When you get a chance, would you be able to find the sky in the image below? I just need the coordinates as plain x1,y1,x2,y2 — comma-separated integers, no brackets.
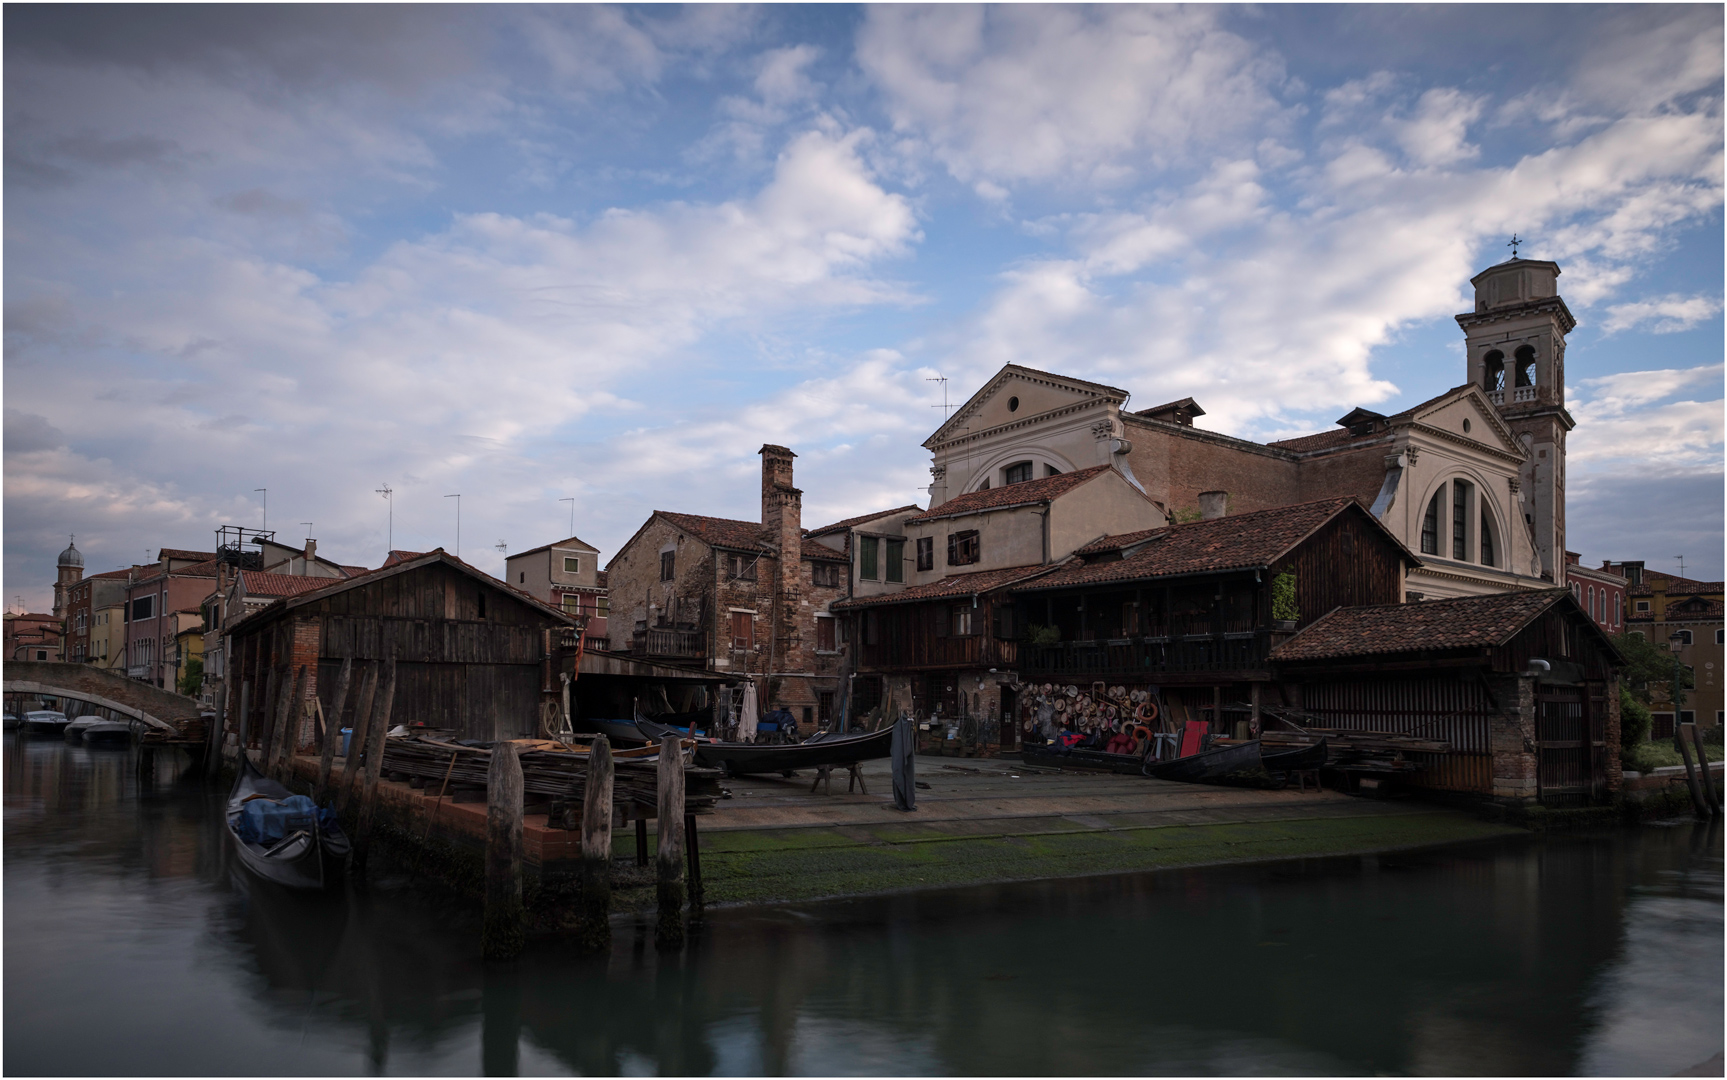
5,3,1723,611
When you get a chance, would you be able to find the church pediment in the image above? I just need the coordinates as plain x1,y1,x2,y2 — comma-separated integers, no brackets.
924,364,1128,449
1405,385,1524,458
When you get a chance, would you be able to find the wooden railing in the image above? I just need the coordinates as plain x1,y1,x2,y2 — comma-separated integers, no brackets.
1018,632,1271,677
631,627,706,660
856,635,1018,672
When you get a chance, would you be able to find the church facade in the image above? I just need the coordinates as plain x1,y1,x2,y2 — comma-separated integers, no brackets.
923,257,1574,600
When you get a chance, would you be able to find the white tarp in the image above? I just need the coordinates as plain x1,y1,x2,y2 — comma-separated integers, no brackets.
737,681,760,742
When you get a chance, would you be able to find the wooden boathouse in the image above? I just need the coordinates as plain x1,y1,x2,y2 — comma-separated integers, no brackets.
223,550,580,750
1269,588,1622,804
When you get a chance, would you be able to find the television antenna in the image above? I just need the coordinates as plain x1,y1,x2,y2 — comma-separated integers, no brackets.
495,540,508,557
254,488,267,532
445,494,461,557
559,497,576,537
301,523,314,544
376,484,393,551
1676,555,1686,578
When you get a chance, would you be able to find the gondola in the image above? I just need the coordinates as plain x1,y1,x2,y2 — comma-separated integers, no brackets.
226,754,349,890
682,725,896,776
1144,739,1263,782
571,717,650,746
634,707,711,738
1260,738,1328,772
1017,743,1151,775
81,721,134,747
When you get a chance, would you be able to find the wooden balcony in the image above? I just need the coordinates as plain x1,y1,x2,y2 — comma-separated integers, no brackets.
855,634,1018,673
631,627,706,660
1018,631,1273,677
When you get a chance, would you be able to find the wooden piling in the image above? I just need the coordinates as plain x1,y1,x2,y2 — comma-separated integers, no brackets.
483,740,526,961
1684,723,1720,815
338,663,380,812
317,657,353,803
256,665,280,757
1674,726,1708,820
352,658,397,878
236,682,252,762
684,812,704,925
636,817,648,867
654,734,686,951
576,736,614,953
269,666,307,781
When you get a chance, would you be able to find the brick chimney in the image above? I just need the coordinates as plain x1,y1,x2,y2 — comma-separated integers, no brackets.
303,538,317,573
759,444,803,692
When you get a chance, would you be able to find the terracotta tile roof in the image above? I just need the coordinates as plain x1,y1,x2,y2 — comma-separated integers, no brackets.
905,465,1115,524
1654,596,1725,617
657,511,775,553
509,534,601,560
595,570,608,589
1266,385,1475,454
340,565,371,577
801,538,850,562
380,550,426,568
160,548,217,562
174,558,222,577
1021,498,1405,591
238,570,344,599
832,564,1060,610
1628,571,1722,597
86,568,135,580
806,505,922,538
1270,589,1570,662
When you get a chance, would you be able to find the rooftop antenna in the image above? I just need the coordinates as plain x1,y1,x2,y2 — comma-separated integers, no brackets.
254,488,267,532
559,497,576,537
1676,555,1686,578
445,494,461,558
927,375,955,421
1507,233,1521,259
376,483,393,551
496,539,508,556
301,523,314,545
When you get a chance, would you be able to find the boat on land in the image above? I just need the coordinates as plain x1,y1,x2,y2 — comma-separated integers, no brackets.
24,710,70,735
226,754,349,890
660,723,895,777
572,717,649,745
82,721,135,747
1144,739,1264,782
1260,738,1328,772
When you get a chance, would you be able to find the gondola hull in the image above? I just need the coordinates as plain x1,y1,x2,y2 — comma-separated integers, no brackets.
571,717,649,746
691,726,895,775
1261,738,1328,772
226,755,349,890
1145,739,1263,782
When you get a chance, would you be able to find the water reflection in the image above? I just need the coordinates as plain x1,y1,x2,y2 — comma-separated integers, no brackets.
5,734,1721,1076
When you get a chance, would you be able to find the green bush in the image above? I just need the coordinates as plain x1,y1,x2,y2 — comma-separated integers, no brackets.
1026,624,1061,646
1271,572,1299,622
1619,685,1650,752
177,656,204,697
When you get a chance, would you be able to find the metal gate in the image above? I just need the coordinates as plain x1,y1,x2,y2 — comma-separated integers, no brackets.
1535,685,1606,802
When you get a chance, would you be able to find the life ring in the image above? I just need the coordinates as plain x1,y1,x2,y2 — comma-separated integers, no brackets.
1135,700,1159,724
1130,723,1154,744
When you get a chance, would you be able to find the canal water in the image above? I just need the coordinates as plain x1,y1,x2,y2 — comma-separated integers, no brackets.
6,735,1721,1076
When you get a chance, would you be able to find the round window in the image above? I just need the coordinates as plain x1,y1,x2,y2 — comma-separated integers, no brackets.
1462,418,1472,433
1008,396,1019,412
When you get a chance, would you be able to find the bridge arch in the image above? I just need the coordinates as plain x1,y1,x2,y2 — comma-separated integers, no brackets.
3,661,199,732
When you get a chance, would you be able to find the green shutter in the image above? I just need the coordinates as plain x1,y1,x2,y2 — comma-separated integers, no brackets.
859,536,879,580
885,539,904,583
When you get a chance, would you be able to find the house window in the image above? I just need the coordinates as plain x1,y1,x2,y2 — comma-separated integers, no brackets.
815,616,836,652
818,691,835,723
1421,490,1441,555
916,537,934,572
520,572,526,583
729,611,754,650
660,550,676,581
597,596,609,617
951,606,974,636
564,556,580,573
812,562,841,588
885,539,905,584
1615,596,1622,626
859,536,879,580
1004,461,1033,485
1045,465,1062,477
562,595,581,613
727,553,758,581
1587,586,1595,618
1480,516,1495,567
948,530,980,566
1676,630,1693,646
1636,601,1650,612
131,595,155,621
1451,480,1472,561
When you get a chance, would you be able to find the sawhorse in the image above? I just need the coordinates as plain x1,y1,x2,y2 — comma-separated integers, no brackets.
810,762,868,795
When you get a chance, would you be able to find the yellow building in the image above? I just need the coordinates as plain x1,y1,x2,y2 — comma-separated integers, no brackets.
1612,562,1724,733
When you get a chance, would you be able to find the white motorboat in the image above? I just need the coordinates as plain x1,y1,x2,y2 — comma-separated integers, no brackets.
82,721,134,747
64,716,104,742
24,710,70,735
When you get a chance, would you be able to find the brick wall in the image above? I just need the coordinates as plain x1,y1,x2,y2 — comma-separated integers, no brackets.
1486,673,1537,801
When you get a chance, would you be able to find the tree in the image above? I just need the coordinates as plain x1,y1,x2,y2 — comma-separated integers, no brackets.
1619,686,1651,752
1612,631,1694,703
178,655,203,697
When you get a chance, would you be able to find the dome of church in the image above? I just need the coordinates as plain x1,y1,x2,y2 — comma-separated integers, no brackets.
57,537,83,569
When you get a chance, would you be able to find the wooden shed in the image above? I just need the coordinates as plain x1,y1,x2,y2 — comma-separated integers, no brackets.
1270,588,1622,804
224,550,578,747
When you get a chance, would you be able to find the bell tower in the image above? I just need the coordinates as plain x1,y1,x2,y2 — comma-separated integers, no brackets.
1456,256,1575,584
53,535,83,620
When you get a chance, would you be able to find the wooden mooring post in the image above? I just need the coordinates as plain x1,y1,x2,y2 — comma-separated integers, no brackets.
576,736,614,953
352,658,397,879
1674,725,1708,820
1683,723,1720,816
483,740,526,961
316,657,353,803
684,812,705,925
338,663,380,812
654,734,686,951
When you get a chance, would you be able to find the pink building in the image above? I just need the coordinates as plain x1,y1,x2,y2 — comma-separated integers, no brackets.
1564,552,1628,635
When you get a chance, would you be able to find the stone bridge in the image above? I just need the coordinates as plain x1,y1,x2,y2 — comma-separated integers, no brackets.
3,661,201,732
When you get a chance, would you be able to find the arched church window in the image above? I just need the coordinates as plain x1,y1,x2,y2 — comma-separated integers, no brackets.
1003,461,1033,485
1452,480,1472,561
1483,350,1506,391
1421,490,1442,555
1481,514,1496,567
1514,345,1536,388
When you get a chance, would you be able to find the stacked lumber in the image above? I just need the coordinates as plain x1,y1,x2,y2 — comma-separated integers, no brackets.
1261,729,1450,755
382,736,721,813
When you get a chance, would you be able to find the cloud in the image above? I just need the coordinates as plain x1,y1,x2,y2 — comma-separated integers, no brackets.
857,5,1286,187
1600,295,1724,335
1568,364,1724,469
3,409,68,454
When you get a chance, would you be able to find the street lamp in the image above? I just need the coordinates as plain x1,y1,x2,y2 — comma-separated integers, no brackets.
1668,629,1689,732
